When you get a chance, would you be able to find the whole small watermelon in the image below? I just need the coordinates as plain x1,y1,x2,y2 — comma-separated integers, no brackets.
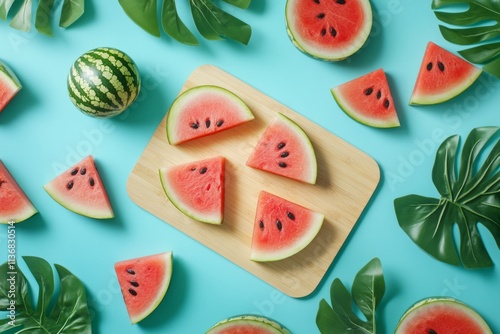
68,47,141,118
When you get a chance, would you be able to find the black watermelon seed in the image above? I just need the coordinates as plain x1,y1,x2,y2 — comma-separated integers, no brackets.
130,280,139,287
287,211,295,220
278,162,287,168
216,119,224,127
376,90,382,99
336,0,346,4
190,167,196,171
190,122,199,129
438,61,445,72
365,87,373,95
67,181,74,190
0,180,5,188
280,151,290,158
70,168,79,176
128,288,137,296
427,330,437,334
277,142,286,150
276,220,283,231
330,27,337,37
317,13,325,19
314,0,320,3
126,269,135,275
383,99,390,109
80,167,86,175
321,28,326,36
259,221,264,230
205,119,211,128
200,167,208,174
426,62,433,71
89,178,95,187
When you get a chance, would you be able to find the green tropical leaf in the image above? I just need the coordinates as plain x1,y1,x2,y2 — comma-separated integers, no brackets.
162,0,199,45
0,256,92,333
9,0,32,32
222,0,251,9
0,0,17,21
118,0,161,37
35,0,55,36
60,0,85,28
316,258,385,334
394,127,500,268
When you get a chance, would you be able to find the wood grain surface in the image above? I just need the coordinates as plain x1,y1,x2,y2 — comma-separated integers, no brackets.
126,65,380,297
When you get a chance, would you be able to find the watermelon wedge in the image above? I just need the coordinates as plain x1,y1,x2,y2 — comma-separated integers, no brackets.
285,0,373,61
246,113,317,184
206,315,291,334
166,85,254,145
43,155,114,219
395,297,492,334
159,156,225,224
251,191,324,262
410,42,482,105
0,161,37,224
114,252,173,324
0,60,22,112
331,68,400,128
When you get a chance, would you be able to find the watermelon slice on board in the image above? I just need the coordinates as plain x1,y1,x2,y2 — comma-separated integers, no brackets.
410,42,482,105
250,191,324,262
331,68,400,128
159,156,225,224
166,85,254,145
114,252,173,324
285,0,373,61
0,160,37,224
246,113,318,184
395,297,492,334
0,60,22,112
43,155,114,219
206,315,291,334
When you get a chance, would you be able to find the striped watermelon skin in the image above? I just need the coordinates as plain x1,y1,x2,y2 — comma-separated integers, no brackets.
68,47,141,118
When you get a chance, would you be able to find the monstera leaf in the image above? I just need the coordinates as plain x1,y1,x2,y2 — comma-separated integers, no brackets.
118,0,252,45
316,258,385,334
432,0,500,78
395,127,500,269
0,256,91,333
0,0,84,35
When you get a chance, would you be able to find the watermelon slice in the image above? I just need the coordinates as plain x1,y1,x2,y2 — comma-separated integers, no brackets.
250,191,324,262
285,0,373,61
206,315,291,334
114,251,173,324
0,60,22,112
166,85,254,145
159,156,225,224
331,68,400,128
0,161,37,224
410,42,482,105
246,113,317,184
43,155,114,219
395,297,492,334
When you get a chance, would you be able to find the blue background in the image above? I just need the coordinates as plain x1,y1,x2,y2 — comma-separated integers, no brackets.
1,0,499,333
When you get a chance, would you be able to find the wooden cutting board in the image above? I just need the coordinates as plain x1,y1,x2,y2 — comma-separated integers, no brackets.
127,65,380,298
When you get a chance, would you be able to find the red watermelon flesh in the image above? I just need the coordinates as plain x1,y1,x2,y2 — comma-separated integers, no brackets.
43,155,114,219
410,42,482,105
206,315,291,334
114,252,173,324
251,191,324,262
159,156,225,224
331,68,400,128
285,0,373,61
246,113,317,184
395,297,492,334
166,85,254,145
0,160,37,224
0,61,22,112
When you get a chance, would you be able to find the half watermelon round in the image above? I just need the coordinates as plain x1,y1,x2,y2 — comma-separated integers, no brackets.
206,315,291,334
0,60,22,112
286,0,373,61
395,297,492,334
166,85,254,145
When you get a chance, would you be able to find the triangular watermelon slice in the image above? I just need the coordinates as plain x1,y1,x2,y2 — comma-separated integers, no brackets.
410,42,482,105
43,155,114,219
166,85,254,145
251,191,324,262
0,160,37,224
206,315,291,334
246,113,318,184
331,68,400,128
159,156,225,224
114,251,173,324
0,61,22,112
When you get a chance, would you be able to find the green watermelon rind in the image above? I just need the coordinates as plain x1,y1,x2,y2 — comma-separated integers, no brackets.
205,314,291,334
0,60,22,111
285,0,373,62
395,297,492,334
166,85,254,145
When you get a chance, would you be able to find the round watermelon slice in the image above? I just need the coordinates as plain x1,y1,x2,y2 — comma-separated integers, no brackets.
246,113,317,184
0,160,37,224
285,0,373,61
410,42,482,105
331,68,400,128
159,156,225,224
251,191,324,262
0,60,22,112
43,155,114,219
395,297,492,334
166,85,254,145
206,315,291,334
114,251,173,324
